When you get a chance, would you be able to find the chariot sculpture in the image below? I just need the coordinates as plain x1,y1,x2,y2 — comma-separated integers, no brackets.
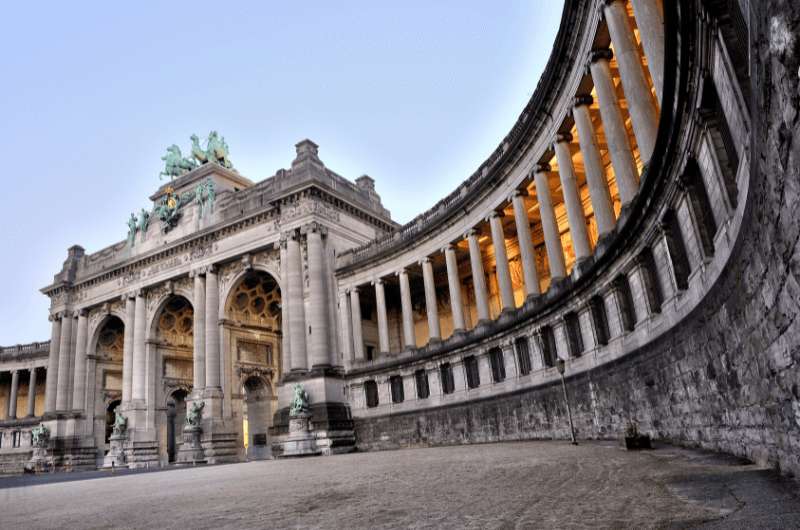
159,132,234,181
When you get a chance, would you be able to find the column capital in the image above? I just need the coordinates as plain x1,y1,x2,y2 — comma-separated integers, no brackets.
419,256,432,266
533,162,552,174
574,94,594,107
509,188,529,202
485,209,505,222
77,308,88,318
48,313,58,323
589,48,613,64
350,285,360,294
59,309,73,319
203,264,218,275
396,267,409,277
240,253,254,271
301,221,327,236
371,277,384,286
442,242,457,254
188,268,205,279
555,132,573,144
464,228,480,239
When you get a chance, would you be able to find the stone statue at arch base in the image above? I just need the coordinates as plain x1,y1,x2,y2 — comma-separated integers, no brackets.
176,401,207,466
25,424,53,473
102,412,128,469
278,384,322,458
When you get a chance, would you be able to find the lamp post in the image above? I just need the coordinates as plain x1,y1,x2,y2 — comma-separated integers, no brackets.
556,358,578,445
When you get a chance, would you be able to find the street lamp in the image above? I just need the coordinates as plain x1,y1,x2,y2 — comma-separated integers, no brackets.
556,358,578,445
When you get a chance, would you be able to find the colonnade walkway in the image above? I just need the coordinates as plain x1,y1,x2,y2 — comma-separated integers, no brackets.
2,442,799,528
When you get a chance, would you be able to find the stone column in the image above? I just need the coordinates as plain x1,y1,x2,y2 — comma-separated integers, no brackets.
7,370,19,419
26,368,37,417
306,224,330,368
373,278,390,354
510,190,540,298
55,310,73,411
122,294,135,404
192,271,206,393
338,290,353,362
604,0,659,161
132,291,147,402
205,267,221,389
71,310,89,411
287,232,308,371
533,164,567,280
421,257,441,341
350,288,365,360
554,134,592,262
443,244,466,331
279,238,291,374
466,229,491,323
397,269,416,349
589,49,640,205
487,211,515,311
573,96,617,237
44,315,61,413
631,0,664,103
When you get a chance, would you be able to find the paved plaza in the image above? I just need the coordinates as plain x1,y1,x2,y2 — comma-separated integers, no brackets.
1,441,799,529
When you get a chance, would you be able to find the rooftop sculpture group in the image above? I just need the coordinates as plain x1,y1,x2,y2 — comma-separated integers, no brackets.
160,131,234,180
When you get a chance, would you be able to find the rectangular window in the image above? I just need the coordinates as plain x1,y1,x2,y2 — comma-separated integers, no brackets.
564,312,584,358
589,296,610,346
464,355,480,389
12,431,21,448
538,326,557,368
489,348,506,383
662,209,692,291
440,363,455,395
614,275,638,333
366,345,375,362
639,248,663,313
364,380,379,408
515,337,532,376
682,158,718,258
390,375,404,404
415,369,430,399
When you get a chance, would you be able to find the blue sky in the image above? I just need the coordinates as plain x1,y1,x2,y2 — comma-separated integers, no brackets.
0,1,563,344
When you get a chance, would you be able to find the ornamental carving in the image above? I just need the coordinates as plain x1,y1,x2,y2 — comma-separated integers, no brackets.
281,199,340,223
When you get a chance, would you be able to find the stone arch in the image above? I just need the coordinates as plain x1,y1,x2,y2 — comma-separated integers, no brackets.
242,374,274,460
218,263,283,317
146,288,194,341
87,308,127,356
147,294,194,345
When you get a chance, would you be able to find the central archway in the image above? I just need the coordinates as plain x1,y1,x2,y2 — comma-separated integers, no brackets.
222,269,282,459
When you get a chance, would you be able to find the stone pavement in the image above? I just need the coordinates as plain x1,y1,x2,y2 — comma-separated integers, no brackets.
1,441,799,529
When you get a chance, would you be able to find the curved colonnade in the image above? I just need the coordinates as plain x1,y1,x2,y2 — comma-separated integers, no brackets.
334,0,765,465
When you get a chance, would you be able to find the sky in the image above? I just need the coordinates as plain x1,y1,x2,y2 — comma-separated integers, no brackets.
0,1,564,345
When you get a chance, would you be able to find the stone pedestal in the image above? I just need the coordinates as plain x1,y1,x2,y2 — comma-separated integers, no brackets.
176,425,206,465
26,446,53,473
102,433,128,469
279,413,321,457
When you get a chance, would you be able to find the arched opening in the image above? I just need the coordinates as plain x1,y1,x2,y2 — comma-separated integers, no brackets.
242,376,273,460
166,388,188,463
92,315,124,452
223,269,282,460
151,295,194,463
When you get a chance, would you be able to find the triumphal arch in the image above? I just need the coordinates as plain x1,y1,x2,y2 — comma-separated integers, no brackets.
27,134,395,467
1,0,798,480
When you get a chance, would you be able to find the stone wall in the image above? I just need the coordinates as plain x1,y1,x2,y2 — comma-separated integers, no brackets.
354,1,800,477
